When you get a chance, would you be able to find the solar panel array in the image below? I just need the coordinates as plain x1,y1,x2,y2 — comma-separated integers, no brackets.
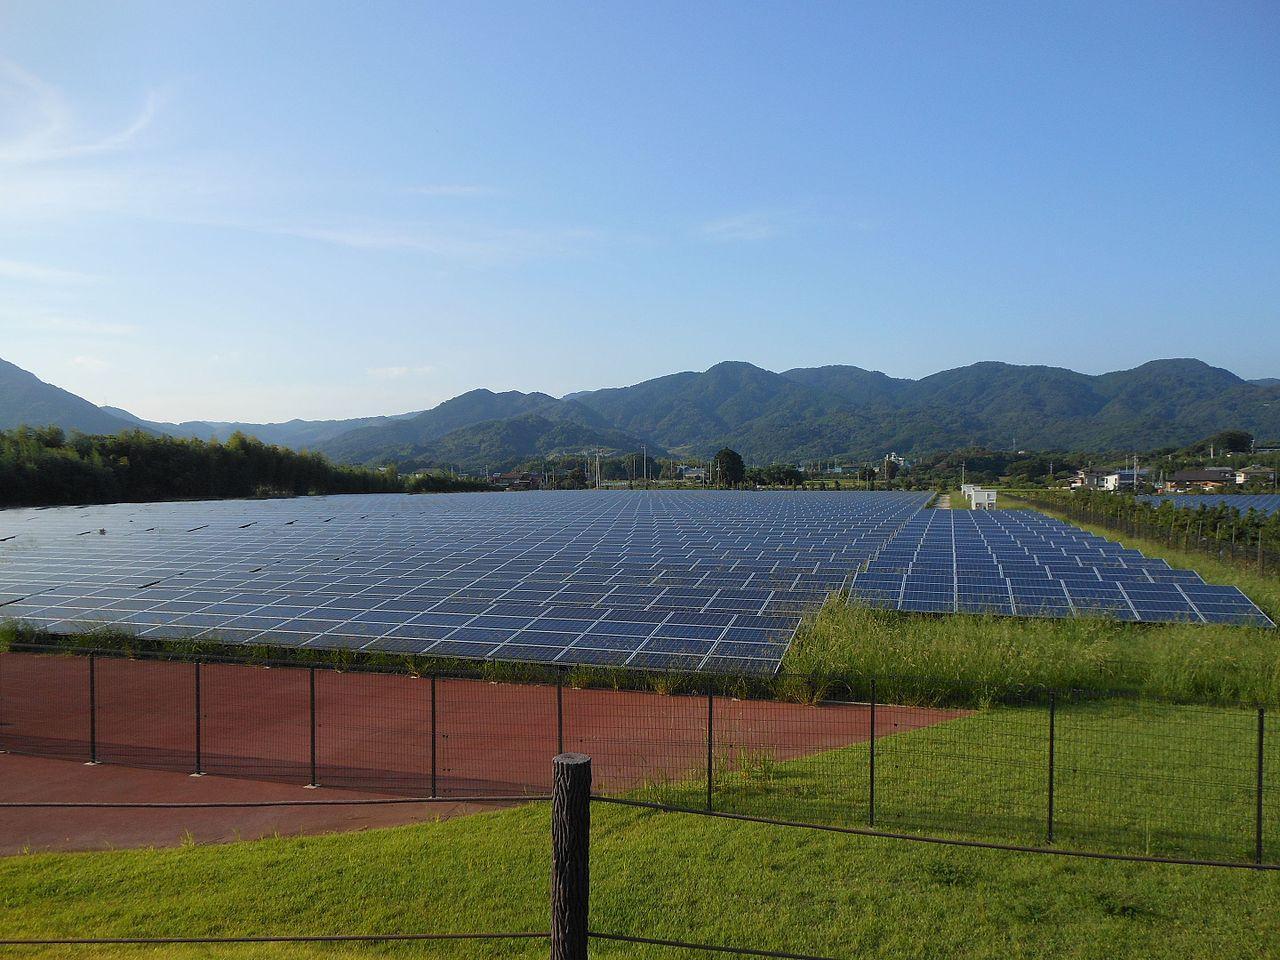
0,492,1271,676
1138,494,1280,517
0,492,930,675
848,509,1272,626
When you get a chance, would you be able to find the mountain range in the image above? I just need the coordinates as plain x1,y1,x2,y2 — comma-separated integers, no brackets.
3,355,1279,472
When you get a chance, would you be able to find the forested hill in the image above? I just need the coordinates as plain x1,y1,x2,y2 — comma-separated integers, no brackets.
316,358,1280,469
0,358,139,436
3,355,1279,471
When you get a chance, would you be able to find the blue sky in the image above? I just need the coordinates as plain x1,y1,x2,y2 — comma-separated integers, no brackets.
1,1,1277,422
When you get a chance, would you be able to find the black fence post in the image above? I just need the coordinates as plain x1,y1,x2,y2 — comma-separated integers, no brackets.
193,661,203,776
1258,707,1266,865
557,667,565,755
307,666,317,788
550,753,591,960
865,675,875,829
706,690,714,812
430,674,438,798
86,653,98,765
1047,692,1056,844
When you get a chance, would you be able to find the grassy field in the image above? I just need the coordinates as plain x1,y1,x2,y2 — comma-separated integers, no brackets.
1,700,1278,959
786,601,1280,706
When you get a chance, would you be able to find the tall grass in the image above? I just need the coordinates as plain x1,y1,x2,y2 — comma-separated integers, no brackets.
785,600,1280,706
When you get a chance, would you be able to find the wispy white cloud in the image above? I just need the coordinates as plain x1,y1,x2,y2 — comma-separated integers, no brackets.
408,184,494,197
33,315,139,337
0,59,163,165
0,308,139,337
0,60,186,228
0,258,99,284
367,364,436,380
699,213,778,242
264,222,597,262
0,61,591,272
70,354,108,370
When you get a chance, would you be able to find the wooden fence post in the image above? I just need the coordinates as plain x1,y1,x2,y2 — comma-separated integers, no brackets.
551,753,591,960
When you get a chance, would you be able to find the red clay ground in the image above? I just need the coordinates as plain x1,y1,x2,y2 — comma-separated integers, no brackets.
0,753,506,854
0,652,964,852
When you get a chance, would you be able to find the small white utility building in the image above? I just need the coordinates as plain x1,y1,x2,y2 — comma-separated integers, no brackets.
966,487,997,510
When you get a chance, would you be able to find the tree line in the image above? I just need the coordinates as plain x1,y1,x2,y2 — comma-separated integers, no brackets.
0,427,489,508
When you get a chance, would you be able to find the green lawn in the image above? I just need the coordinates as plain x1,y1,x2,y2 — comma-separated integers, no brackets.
652,699,1279,864
2,700,1279,959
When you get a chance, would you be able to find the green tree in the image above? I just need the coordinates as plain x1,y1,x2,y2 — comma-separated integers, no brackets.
1191,430,1253,455
712,448,746,487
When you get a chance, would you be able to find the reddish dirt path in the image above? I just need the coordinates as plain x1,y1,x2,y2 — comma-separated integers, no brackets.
0,652,965,852
0,753,508,855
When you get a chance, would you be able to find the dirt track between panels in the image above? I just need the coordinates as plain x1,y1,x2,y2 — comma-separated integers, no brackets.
0,651,966,852
0,753,509,854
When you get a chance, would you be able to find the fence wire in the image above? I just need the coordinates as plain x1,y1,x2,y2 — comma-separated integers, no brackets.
0,648,1274,865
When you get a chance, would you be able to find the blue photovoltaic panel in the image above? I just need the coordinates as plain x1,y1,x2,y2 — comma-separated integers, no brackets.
845,508,1272,627
0,490,931,675
1,493,1271,675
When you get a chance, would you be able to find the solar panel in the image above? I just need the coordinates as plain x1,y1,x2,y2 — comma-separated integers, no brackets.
2,492,1272,675
0,490,932,675
874,508,1273,627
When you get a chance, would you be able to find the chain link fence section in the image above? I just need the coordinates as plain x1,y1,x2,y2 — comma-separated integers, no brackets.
0,648,1274,864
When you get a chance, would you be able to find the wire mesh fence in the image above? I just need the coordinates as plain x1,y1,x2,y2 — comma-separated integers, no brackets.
0,646,1273,865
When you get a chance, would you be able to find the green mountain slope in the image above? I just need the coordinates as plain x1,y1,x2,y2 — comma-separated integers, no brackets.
567,360,850,451
317,389,565,463
568,358,1280,462
0,359,139,435
100,406,412,448
379,413,667,473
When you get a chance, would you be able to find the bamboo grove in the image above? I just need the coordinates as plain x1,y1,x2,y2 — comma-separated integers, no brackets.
0,427,488,508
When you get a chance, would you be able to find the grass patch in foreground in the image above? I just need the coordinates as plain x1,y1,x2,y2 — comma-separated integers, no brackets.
1,700,1279,959
646,699,1280,865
